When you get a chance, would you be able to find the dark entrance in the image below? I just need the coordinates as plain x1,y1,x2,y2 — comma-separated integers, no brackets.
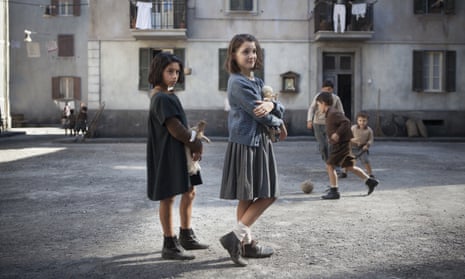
323,53,354,120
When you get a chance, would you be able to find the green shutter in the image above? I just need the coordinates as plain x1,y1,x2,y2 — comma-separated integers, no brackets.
412,51,424,92
444,0,455,14
73,77,81,100
173,48,185,90
254,49,265,82
219,49,228,91
139,48,150,90
413,0,426,14
445,51,456,92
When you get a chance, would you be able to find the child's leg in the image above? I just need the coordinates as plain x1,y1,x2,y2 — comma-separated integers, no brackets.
178,187,208,250
322,163,340,199
346,165,369,180
160,195,196,260
364,163,372,176
160,196,175,236
179,187,195,229
326,163,338,187
346,165,379,195
237,198,276,228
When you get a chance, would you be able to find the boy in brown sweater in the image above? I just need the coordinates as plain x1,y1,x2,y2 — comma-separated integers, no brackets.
316,92,379,199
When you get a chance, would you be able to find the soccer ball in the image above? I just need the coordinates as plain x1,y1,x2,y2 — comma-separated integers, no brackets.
300,179,314,194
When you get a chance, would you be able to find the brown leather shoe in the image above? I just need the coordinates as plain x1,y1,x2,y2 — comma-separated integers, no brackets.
242,240,274,258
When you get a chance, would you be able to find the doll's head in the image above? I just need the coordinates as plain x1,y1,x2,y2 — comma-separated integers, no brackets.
262,85,277,101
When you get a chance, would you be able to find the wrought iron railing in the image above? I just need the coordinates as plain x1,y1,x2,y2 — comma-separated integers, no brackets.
314,0,374,32
130,0,187,30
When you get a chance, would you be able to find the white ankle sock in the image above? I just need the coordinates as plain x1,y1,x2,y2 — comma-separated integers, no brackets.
233,222,251,244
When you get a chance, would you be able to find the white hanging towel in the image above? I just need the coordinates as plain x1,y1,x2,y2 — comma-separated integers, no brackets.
136,2,153,29
352,3,367,20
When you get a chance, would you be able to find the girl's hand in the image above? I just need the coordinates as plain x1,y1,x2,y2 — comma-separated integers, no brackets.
253,100,273,117
192,152,202,161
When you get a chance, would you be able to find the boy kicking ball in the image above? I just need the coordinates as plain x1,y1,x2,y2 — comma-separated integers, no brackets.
316,92,379,199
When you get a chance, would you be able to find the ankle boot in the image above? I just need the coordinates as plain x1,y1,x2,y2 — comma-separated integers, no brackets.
321,187,340,200
242,240,274,258
179,228,209,250
219,231,248,266
162,236,195,260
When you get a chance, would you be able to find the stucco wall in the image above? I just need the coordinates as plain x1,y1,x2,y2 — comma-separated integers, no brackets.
9,1,89,124
8,0,465,137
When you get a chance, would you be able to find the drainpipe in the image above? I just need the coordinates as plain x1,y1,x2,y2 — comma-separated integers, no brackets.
2,1,11,130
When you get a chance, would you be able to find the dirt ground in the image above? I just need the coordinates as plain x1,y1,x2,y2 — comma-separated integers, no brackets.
1,130,465,278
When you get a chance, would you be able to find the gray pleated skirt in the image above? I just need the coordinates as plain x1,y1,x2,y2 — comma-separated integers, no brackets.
220,131,280,200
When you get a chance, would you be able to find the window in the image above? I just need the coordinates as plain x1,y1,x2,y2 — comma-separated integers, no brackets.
58,34,74,57
218,48,264,91
412,50,456,92
224,0,258,14
51,0,81,16
139,48,185,91
52,77,81,100
414,0,455,14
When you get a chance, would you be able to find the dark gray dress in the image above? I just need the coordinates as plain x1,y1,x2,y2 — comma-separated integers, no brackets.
146,91,201,201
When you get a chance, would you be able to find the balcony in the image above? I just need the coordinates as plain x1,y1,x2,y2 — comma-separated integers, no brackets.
129,0,187,40
313,0,375,41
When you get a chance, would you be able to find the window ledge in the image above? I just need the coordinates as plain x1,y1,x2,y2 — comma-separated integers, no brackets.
314,31,374,41
130,29,187,40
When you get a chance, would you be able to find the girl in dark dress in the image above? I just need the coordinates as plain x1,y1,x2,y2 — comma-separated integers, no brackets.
147,52,208,260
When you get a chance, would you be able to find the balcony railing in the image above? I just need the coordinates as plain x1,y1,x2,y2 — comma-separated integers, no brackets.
130,0,187,40
313,0,374,41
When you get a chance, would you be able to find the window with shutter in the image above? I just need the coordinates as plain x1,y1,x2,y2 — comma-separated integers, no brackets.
218,48,264,91
51,76,81,100
58,34,74,57
139,48,185,91
225,0,258,14
49,0,80,16
412,50,456,93
414,0,455,14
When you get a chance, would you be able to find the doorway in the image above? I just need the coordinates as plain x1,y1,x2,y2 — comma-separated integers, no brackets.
323,53,354,120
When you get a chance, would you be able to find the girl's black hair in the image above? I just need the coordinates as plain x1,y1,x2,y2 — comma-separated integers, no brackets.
148,52,185,87
224,33,263,74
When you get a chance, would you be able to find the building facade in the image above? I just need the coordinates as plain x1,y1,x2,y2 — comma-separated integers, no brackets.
7,0,465,137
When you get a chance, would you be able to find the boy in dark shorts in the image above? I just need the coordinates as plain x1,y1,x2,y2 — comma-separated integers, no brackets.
316,92,379,199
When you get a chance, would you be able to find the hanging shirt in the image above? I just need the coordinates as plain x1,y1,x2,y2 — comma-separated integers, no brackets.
136,2,153,29
352,3,367,20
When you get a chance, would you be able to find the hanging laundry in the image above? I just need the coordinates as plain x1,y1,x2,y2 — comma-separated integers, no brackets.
333,4,346,33
136,1,153,29
352,3,367,20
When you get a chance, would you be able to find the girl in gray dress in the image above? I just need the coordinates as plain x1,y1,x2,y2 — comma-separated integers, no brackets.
219,34,288,266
